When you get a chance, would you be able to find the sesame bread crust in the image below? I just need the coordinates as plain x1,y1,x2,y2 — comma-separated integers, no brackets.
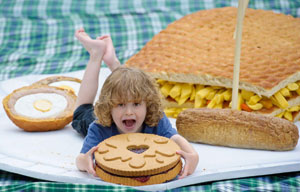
125,7,300,97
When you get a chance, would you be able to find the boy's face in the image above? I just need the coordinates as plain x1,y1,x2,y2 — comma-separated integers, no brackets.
111,101,147,133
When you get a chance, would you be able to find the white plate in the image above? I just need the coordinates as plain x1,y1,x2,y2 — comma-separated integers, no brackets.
0,68,299,191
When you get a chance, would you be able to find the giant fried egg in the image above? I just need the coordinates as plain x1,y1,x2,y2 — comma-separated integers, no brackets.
15,93,67,118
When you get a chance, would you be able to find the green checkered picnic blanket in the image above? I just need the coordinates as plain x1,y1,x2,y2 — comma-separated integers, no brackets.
1,169,299,191
0,0,299,80
0,0,299,191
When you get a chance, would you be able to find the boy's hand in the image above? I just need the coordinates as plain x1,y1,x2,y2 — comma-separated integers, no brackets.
176,150,199,179
85,146,99,176
170,134,199,179
76,146,99,177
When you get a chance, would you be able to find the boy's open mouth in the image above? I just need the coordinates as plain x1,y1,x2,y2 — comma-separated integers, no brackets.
123,119,136,127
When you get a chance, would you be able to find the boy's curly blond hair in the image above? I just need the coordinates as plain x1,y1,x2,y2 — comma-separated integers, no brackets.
94,66,163,127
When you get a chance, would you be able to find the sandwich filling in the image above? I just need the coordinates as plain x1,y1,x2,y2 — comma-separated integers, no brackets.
157,79,300,121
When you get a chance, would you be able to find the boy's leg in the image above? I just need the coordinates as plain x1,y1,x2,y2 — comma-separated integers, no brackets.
72,104,95,136
74,28,106,108
75,28,107,57
97,35,120,71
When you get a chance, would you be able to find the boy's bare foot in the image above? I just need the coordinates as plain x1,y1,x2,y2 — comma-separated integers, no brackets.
97,35,120,71
75,28,106,59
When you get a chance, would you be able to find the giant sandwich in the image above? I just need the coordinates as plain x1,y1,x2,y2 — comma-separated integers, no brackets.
125,7,300,121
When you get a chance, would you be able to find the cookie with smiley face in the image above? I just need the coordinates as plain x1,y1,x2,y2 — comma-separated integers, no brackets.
94,133,182,186
2,85,76,131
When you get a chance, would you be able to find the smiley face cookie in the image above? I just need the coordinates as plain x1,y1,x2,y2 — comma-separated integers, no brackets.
2,85,76,131
94,133,182,186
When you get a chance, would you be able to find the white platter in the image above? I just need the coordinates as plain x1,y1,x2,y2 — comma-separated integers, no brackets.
0,68,299,191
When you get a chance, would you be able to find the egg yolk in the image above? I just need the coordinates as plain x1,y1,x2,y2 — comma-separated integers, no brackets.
58,85,75,94
33,99,52,112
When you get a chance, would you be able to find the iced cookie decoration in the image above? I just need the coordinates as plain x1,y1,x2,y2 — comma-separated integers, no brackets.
33,76,81,96
94,133,182,186
2,85,76,131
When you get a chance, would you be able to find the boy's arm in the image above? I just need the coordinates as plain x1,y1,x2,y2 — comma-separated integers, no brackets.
98,35,121,71
75,55,102,108
171,134,199,179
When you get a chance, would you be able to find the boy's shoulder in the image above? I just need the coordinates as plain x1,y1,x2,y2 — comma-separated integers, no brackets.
158,113,172,125
147,114,177,138
90,121,110,131
89,121,119,137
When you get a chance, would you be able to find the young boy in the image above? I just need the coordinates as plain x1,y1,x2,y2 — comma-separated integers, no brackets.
72,28,199,179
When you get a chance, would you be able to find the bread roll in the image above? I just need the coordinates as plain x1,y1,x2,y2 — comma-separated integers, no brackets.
176,108,299,151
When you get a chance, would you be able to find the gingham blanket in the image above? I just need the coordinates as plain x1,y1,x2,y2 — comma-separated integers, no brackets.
0,0,299,81
0,0,299,191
